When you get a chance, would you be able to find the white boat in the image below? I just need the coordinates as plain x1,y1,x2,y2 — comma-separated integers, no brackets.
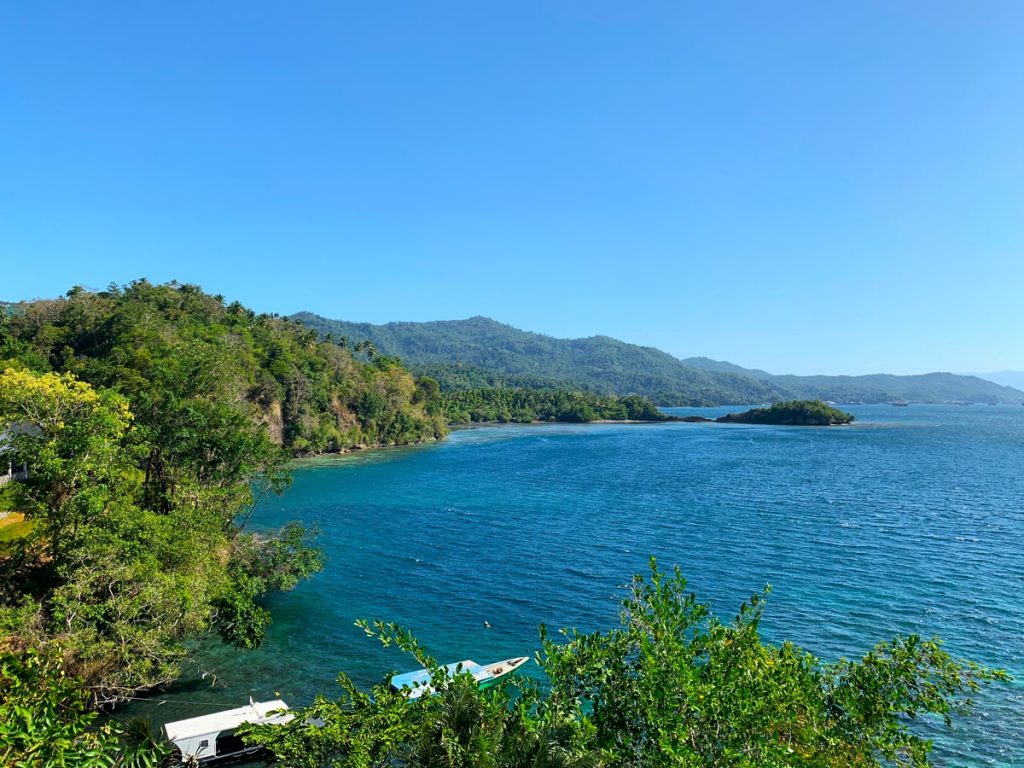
161,699,293,764
390,656,529,699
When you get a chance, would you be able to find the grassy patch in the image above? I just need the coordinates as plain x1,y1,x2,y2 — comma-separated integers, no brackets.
0,513,33,544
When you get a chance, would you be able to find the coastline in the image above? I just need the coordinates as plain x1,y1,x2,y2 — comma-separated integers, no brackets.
291,436,440,461
290,405,854,465
289,418,688,463
453,418,671,428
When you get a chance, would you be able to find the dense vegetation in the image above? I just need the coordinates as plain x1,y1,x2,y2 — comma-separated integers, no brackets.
2,283,447,456
441,389,665,424
414,361,592,394
293,314,784,406
0,281,452,764
0,364,321,760
716,400,855,426
294,314,1024,405
1,650,169,767
242,562,1006,768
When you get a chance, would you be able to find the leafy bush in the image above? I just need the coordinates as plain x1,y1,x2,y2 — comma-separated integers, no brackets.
0,649,169,767
243,562,1007,768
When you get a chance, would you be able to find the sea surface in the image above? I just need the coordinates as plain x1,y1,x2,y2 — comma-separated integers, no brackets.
125,404,1024,766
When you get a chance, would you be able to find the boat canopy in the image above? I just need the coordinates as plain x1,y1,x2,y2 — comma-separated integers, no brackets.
390,660,490,696
161,699,292,761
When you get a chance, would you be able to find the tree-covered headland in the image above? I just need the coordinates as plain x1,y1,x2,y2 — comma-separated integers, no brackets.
1,281,447,456
717,400,855,426
0,281,452,762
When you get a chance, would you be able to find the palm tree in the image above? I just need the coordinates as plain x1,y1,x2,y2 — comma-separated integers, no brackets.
355,340,378,359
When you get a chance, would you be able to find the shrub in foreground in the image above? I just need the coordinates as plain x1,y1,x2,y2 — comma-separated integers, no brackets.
243,561,1007,768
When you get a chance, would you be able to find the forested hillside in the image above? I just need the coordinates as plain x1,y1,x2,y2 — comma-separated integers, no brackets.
2,283,446,456
0,283,445,706
0,282,382,725
442,390,665,424
296,313,1024,405
293,314,784,406
684,358,1023,405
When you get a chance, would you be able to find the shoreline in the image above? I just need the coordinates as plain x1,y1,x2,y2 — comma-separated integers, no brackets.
452,418,672,428
290,418,696,461
290,407,858,464
291,436,440,461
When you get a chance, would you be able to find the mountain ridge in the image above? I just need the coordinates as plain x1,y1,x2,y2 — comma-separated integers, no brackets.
292,312,1024,406
969,371,1024,391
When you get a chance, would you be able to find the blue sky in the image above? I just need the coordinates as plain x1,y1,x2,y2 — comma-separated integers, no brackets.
2,2,1022,375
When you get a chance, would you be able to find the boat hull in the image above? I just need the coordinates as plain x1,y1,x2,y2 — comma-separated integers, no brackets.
391,656,530,699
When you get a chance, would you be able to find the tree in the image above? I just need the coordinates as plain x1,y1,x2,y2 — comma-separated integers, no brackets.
0,649,168,768
355,340,378,359
0,366,322,706
0,367,133,566
542,560,1006,767
242,563,1007,768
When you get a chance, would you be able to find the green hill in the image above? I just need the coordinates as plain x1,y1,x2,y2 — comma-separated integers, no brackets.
1,283,447,456
716,400,855,426
685,357,1024,405
293,313,1024,406
293,314,785,406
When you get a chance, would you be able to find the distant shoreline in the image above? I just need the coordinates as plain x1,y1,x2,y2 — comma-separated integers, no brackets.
292,405,885,462
451,418,677,429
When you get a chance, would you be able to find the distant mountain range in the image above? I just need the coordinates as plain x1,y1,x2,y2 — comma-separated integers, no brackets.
970,371,1024,391
292,313,1024,406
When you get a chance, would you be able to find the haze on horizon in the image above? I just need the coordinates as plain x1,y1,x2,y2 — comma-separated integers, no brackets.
2,3,1023,377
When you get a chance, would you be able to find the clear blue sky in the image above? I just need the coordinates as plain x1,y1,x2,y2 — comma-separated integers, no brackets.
2,2,1022,375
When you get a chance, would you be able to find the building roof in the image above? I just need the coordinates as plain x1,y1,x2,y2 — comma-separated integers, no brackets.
0,422,41,453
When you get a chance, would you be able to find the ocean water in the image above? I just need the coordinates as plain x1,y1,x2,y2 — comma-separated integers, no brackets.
126,404,1024,766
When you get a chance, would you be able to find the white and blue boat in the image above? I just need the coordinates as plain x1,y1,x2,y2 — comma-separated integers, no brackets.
161,698,293,764
390,656,529,699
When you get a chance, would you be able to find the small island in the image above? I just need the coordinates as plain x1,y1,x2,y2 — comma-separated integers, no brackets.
715,400,854,426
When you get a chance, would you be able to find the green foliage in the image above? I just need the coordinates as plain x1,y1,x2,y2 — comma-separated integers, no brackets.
214,523,325,649
1,281,447,458
440,389,667,424
243,563,1006,768
0,367,135,563
413,362,592,395
0,309,327,705
0,649,169,768
241,620,599,768
0,281,452,712
292,314,787,406
715,400,854,425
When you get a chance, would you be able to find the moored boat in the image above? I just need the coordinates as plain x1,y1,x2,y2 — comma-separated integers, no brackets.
390,656,530,699
161,699,293,765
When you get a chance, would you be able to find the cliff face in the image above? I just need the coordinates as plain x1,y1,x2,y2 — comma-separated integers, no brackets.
263,400,285,446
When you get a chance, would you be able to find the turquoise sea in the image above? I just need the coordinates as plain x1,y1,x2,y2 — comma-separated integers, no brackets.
126,404,1024,766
